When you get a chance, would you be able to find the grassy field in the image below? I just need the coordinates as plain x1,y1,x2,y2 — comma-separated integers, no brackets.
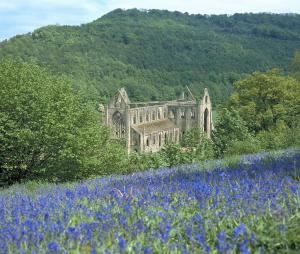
0,148,300,253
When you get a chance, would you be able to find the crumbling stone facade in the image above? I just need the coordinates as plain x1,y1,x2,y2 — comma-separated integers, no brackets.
101,87,212,153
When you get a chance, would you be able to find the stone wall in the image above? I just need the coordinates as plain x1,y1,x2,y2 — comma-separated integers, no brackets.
103,87,212,153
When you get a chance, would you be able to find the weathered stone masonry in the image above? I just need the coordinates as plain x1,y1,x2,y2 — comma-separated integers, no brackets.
101,87,212,153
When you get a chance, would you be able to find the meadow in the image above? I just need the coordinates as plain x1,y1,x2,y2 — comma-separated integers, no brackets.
0,148,300,254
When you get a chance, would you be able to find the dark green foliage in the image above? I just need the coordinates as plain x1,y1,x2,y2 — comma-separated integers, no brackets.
0,59,124,186
1,10,300,105
212,108,256,157
289,51,300,82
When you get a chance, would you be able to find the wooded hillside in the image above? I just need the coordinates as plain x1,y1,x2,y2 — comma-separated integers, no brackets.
1,9,300,105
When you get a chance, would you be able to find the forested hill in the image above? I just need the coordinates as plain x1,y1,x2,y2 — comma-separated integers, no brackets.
1,9,300,105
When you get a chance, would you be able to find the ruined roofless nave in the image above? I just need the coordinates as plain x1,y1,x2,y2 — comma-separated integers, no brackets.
101,87,212,153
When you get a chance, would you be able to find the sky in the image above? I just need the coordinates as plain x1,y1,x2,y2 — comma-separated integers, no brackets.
1,0,300,41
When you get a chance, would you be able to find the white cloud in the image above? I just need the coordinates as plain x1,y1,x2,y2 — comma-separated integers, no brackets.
1,0,300,41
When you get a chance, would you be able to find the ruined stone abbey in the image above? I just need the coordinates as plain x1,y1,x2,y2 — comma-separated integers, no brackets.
102,87,212,153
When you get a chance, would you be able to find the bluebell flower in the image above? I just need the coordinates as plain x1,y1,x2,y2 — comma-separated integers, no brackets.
233,223,247,239
216,231,231,253
239,239,250,254
118,236,126,252
143,246,152,254
47,242,60,253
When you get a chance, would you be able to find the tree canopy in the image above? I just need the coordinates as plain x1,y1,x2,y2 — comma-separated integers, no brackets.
0,59,115,185
1,9,300,105
228,69,300,132
289,51,300,82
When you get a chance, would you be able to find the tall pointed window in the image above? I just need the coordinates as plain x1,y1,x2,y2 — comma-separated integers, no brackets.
112,111,126,138
204,108,209,133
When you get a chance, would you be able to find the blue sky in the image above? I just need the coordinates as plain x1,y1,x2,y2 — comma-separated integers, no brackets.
1,0,300,41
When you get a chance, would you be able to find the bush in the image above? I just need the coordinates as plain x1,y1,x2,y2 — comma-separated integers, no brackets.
257,124,300,151
181,128,214,162
161,142,188,167
212,108,254,158
224,137,261,156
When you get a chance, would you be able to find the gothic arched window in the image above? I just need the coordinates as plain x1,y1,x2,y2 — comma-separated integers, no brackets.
169,110,175,119
191,111,195,119
112,111,126,138
180,109,185,119
204,108,209,133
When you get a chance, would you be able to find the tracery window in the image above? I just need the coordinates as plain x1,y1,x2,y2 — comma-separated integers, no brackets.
112,111,126,138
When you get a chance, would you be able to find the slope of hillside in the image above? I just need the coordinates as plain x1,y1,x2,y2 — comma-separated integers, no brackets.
1,149,300,253
1,9,300,104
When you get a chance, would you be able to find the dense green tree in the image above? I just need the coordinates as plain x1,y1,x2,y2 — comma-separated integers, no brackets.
0,59,120,185
212,108,256,157
289,51,300,81
229,69,300,133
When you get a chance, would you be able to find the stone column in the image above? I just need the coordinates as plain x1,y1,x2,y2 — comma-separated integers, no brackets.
185,106,191,130
125,106,131,154
140,130,144,153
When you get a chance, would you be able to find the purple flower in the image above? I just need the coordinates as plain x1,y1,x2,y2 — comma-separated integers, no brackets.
118,236,126,252
143,246,152,254
47,242,60,253
233,223,247,239
216,231,231,253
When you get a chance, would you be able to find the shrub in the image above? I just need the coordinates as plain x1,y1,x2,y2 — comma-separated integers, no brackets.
181,128,214,162
224,137,261,156
212,108,254,158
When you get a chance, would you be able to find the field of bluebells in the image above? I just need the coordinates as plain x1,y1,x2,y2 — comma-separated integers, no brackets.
1,149,300,254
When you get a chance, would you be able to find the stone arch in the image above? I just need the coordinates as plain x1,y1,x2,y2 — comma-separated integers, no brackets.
169,109,175,119
205,95,208,103
204,108,209,133
180,108,185,119
191,110,195,119
112,111,126,138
